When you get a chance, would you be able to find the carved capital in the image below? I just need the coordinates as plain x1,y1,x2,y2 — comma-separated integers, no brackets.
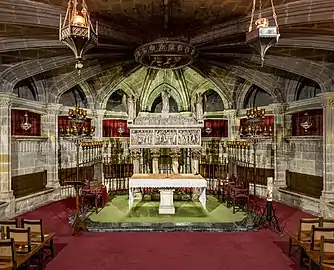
191,148,201,159
224,109,238,119
269,103,287,115
93,109,106,118
130,149,141,159
47,103,62,115
0,93,16,107
0,97,12,107
320,92,334,108
150,148,160,159
170,148,181,159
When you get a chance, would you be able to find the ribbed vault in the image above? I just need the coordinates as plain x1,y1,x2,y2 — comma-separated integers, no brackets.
0,0,333,110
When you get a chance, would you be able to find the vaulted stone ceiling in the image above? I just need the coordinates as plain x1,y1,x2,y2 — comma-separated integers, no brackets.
1,0,333,110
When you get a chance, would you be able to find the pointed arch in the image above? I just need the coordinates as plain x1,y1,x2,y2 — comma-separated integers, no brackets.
192,82,229,110
59,85,89,108
202,89,225,112
101,81,135,110
105,89,128,112
145,83,184,112
242,85,273,109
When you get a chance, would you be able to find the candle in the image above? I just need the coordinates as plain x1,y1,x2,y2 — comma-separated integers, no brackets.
267,177,274,202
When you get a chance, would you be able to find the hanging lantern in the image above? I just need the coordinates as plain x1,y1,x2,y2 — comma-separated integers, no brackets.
246,0,280,66
59,0,98,71
21,112,32,131
300,112,312,132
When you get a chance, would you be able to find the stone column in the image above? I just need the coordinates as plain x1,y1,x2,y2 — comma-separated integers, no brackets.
170,148,181,174
191,148,201,174
270,103,288,193
131,149,141,174
320,93,334,206
43,103,62,189
92,109,105,139
92,110,105,183
0,93,15,202
225,109,239,140
151,148,160,174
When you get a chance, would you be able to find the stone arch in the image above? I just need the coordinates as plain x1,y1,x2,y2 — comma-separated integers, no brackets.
242,85,273,109
58,84,93,109
145,84,183,112
151,95,179,113
105,89,128,112
191,81,230,110
203,89,225,112
13,78,39,101
294,77,321,101
100,82,135,110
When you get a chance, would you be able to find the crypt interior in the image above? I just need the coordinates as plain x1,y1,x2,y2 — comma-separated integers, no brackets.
1,0,334,269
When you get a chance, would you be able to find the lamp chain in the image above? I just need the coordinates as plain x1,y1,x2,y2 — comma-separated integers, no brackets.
258,0,262,18
270,0,280,35
249,0,257,32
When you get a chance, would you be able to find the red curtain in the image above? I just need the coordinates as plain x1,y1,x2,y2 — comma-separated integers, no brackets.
58,116,92,135
103,120,129,137
202,120,228,138
292,109,323,136
11,110,41,136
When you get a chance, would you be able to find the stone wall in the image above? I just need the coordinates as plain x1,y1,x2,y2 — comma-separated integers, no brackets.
11,137,49,177
285,137,323,176
254,140,273,169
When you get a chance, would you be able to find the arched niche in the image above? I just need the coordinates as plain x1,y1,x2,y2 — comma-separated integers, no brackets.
243,85,272,108
106,89,128,112
151,95,178,113
203,89,224,112
13,78,38,101
295,78,321,101
59,85,88,108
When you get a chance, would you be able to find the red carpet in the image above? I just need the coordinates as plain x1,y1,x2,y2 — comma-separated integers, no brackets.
18,199,312,270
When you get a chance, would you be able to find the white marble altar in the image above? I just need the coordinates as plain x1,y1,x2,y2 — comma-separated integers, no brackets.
128,174,207,214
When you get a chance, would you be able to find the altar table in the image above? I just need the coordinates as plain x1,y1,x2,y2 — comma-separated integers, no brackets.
129,174,207,214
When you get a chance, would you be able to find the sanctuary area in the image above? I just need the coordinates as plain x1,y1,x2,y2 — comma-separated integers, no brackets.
0,0,334,269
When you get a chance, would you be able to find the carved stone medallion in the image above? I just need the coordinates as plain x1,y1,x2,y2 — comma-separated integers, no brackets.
134,39,197,70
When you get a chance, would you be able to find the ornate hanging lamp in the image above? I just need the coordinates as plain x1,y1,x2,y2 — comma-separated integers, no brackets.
300,112,312,132
246,0,280,66
21,112,32,131
59,0,98,71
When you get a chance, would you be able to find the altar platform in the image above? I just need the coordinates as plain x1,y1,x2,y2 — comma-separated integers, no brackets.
85,194,255,232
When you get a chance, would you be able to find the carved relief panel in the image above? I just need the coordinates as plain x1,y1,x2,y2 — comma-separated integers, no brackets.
130,129,201,148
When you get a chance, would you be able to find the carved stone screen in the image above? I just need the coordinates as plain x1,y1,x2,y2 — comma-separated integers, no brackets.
130,129,201,148
128,113,202,149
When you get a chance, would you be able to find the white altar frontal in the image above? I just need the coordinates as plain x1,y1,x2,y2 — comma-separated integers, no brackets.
129,174,207,215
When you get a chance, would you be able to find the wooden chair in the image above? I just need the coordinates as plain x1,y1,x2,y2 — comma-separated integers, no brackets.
320,218,334,228
21,219,54,259
6,227,31,254
310,226,334,251
319,236,334,269
0,238,17,269
0,219,19,240
308,236,334,270
21,219,44,242
288,217,321,257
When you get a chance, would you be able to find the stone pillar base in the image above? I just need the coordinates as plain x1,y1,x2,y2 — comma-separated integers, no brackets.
159,189,175,214
46,182,60,189
0,191,15,202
